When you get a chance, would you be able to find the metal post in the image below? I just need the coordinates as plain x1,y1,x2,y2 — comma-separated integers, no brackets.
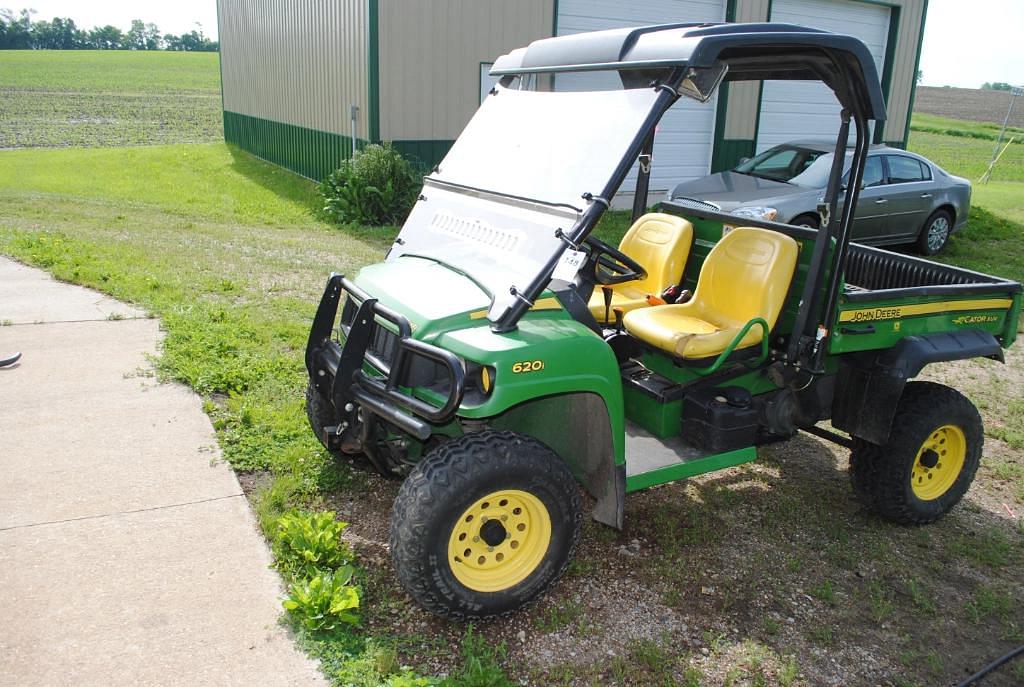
350,104,360,157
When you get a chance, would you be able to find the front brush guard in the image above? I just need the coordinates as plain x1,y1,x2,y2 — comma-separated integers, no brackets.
305,274,466,443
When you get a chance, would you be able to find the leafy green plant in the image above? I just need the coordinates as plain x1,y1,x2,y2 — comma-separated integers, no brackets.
274,510,353,579
283,568,360,632
319,143,421,226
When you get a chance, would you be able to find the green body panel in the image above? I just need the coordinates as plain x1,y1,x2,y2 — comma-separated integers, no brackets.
223,111,358,182
351,259,627,466
829,294,1016,354
623,385,681,438
1004,293,1021,347
625,446,756,493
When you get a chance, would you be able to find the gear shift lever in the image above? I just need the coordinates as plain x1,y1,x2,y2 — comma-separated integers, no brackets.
601,286,614,325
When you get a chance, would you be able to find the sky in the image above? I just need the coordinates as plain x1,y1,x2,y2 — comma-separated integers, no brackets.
918,0,1023,88
14,1,219,39
10,0,1023,89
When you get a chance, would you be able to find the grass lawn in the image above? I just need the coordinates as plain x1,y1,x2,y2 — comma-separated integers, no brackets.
911,112,1024,148
0,50,221,147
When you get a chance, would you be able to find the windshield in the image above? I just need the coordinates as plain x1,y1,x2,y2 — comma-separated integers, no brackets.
734,145,829,186
388,84,661,321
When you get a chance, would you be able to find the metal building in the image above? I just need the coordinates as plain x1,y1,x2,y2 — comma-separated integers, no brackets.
217,0,929,193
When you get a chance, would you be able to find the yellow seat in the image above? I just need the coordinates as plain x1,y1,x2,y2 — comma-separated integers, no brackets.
587,213,694,323
622,227,798,359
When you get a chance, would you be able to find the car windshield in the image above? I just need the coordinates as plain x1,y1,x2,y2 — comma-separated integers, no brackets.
388,83,663,321
734,145,830,185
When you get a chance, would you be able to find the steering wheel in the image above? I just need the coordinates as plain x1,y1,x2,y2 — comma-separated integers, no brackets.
583,236,647,286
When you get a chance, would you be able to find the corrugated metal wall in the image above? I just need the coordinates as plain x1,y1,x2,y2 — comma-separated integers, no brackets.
377,0,554,167
883,0,927,146
218,0,369,180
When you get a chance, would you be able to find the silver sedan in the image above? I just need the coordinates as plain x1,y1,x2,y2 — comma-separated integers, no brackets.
668,141,972,254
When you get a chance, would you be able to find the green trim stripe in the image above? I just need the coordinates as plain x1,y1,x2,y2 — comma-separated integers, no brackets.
367,0,380,144
625,446,757,492
223,111,357,181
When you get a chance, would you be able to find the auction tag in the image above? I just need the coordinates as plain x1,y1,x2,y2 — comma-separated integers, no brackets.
552,248,586,282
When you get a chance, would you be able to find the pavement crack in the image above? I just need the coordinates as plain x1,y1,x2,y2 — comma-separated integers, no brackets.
0,493,244,532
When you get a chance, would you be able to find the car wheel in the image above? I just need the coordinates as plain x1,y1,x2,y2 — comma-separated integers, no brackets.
917,209,953,255
790,213,820,230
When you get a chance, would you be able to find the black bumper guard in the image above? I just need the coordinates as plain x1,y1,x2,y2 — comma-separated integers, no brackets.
305,274,466,441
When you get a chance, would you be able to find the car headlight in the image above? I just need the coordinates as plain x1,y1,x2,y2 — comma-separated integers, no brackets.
731,206,778,222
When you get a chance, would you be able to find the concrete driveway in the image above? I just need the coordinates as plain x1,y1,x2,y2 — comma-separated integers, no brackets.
0,258,324,686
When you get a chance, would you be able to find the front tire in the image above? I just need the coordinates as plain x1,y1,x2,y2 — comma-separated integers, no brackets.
305,381,341,457
390,430,582,620
849,381,982,524
917,209,953,255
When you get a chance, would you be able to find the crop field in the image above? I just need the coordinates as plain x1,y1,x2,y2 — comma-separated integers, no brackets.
0,51,222,148
915,86,1024,129
1,52,1022,687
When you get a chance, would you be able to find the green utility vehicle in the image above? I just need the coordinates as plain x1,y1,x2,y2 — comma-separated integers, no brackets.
305,23,1022,619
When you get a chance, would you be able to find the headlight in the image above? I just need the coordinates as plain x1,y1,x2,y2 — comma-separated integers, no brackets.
463,361,496,404
731,206,778,222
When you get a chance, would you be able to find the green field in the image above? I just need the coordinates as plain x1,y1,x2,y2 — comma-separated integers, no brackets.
1,51,1022,687
0,50,221,147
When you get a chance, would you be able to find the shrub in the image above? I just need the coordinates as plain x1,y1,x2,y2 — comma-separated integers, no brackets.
273,510,353,580
283,568,360,632
320,143,421,226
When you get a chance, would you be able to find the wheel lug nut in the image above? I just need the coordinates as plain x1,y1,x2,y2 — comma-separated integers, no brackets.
473,537,480,542
488,546,494,552
501,515,507,521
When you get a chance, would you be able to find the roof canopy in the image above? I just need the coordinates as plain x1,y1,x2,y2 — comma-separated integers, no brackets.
491,22,886,121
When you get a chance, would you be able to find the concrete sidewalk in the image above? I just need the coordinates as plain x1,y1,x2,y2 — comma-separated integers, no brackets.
0,258,325,686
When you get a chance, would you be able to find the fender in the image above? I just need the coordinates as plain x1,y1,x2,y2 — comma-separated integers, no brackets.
832,330,1003,445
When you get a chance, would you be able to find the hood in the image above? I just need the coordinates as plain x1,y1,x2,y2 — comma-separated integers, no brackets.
352,256,491,337
668,171,816,211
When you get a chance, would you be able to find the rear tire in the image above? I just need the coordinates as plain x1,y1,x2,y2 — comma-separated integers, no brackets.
849,381,982,524
390,430,582,619
916,209,953,255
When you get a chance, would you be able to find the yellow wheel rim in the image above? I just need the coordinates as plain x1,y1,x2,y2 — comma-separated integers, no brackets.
911,424,967,501
447,489,552,593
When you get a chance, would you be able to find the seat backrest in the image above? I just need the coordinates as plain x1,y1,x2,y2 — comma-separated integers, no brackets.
617,213,693,295
691,227,799,328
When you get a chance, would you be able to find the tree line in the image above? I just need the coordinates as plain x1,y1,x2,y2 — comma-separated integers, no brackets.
0,9,218,51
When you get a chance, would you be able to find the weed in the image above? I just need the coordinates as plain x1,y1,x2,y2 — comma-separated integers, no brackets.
866,581,895,623
763,617,780,636
273,510,353,580
681,666,704,687
628,638,672,674
809,626,835,646
951,531,1014,568
283,568,360,633
533,599,584,633
811,580,838,607
906,578,936,615
779,656,799,687
964,585,1014,625
440,626,514,687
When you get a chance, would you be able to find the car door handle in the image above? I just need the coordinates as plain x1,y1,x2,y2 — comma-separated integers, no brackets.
920,193,932,198
874,198,887,204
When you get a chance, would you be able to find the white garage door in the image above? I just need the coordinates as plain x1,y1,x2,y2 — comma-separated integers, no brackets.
756,0,890,153
556,0,727,199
